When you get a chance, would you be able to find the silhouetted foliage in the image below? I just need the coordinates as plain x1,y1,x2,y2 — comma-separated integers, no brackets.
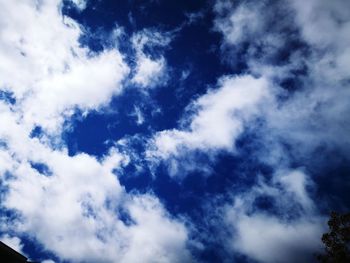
317,212,350,263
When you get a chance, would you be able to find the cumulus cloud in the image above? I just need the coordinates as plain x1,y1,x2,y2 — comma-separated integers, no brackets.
0,90,192,263
230,214,323,263
214,1,262,46
0,1,192,262
119,195,192,263
0,104,192,262
132,55,166,88
214,0,350,162
224,170,325,263
4,151,191,263
138,0,350,260
147,75,271,160
278,0,350,153
0,0,129,132
184,1,350,261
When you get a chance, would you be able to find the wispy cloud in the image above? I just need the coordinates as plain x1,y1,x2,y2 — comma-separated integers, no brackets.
223,170,325,263
131,29,171,89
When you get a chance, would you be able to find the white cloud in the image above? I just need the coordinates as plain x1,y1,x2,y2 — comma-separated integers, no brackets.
212,0,350,172
132,55,166,88
120,195,192,263
208,3,350,259
22,50,129,132
132,106,145,125
290,0,350,59
230,214,323,263
255,0,350,164
214,1,262,46
277,170,314,211
70,0,88,11
214,0,294,72
0,148,14,176
224,170,325,263
0,108,192,262
131,29,172,51
147,75,271,160
0,0,129,132
131,30,170,88
0,1,192,262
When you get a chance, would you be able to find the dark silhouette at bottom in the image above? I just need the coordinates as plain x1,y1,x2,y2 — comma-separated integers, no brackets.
0,241,37,263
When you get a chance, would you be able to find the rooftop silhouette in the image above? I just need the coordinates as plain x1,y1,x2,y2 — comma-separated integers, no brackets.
0,241,37,263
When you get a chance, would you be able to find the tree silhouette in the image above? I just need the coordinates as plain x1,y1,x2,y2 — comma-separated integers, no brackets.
317,212,350,263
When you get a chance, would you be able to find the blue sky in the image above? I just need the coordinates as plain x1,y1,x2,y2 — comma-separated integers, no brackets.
0,0,350,262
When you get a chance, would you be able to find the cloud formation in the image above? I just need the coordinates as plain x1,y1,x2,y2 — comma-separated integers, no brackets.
214,0,350,161
0,1,192,262
1,0,349,262
191,0,350,261
224,170,325,263
131,30,170,88
148,75,270,160
142,0,350,261
0,0,129,132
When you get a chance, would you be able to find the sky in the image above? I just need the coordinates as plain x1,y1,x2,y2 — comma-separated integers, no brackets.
0,0,350,262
